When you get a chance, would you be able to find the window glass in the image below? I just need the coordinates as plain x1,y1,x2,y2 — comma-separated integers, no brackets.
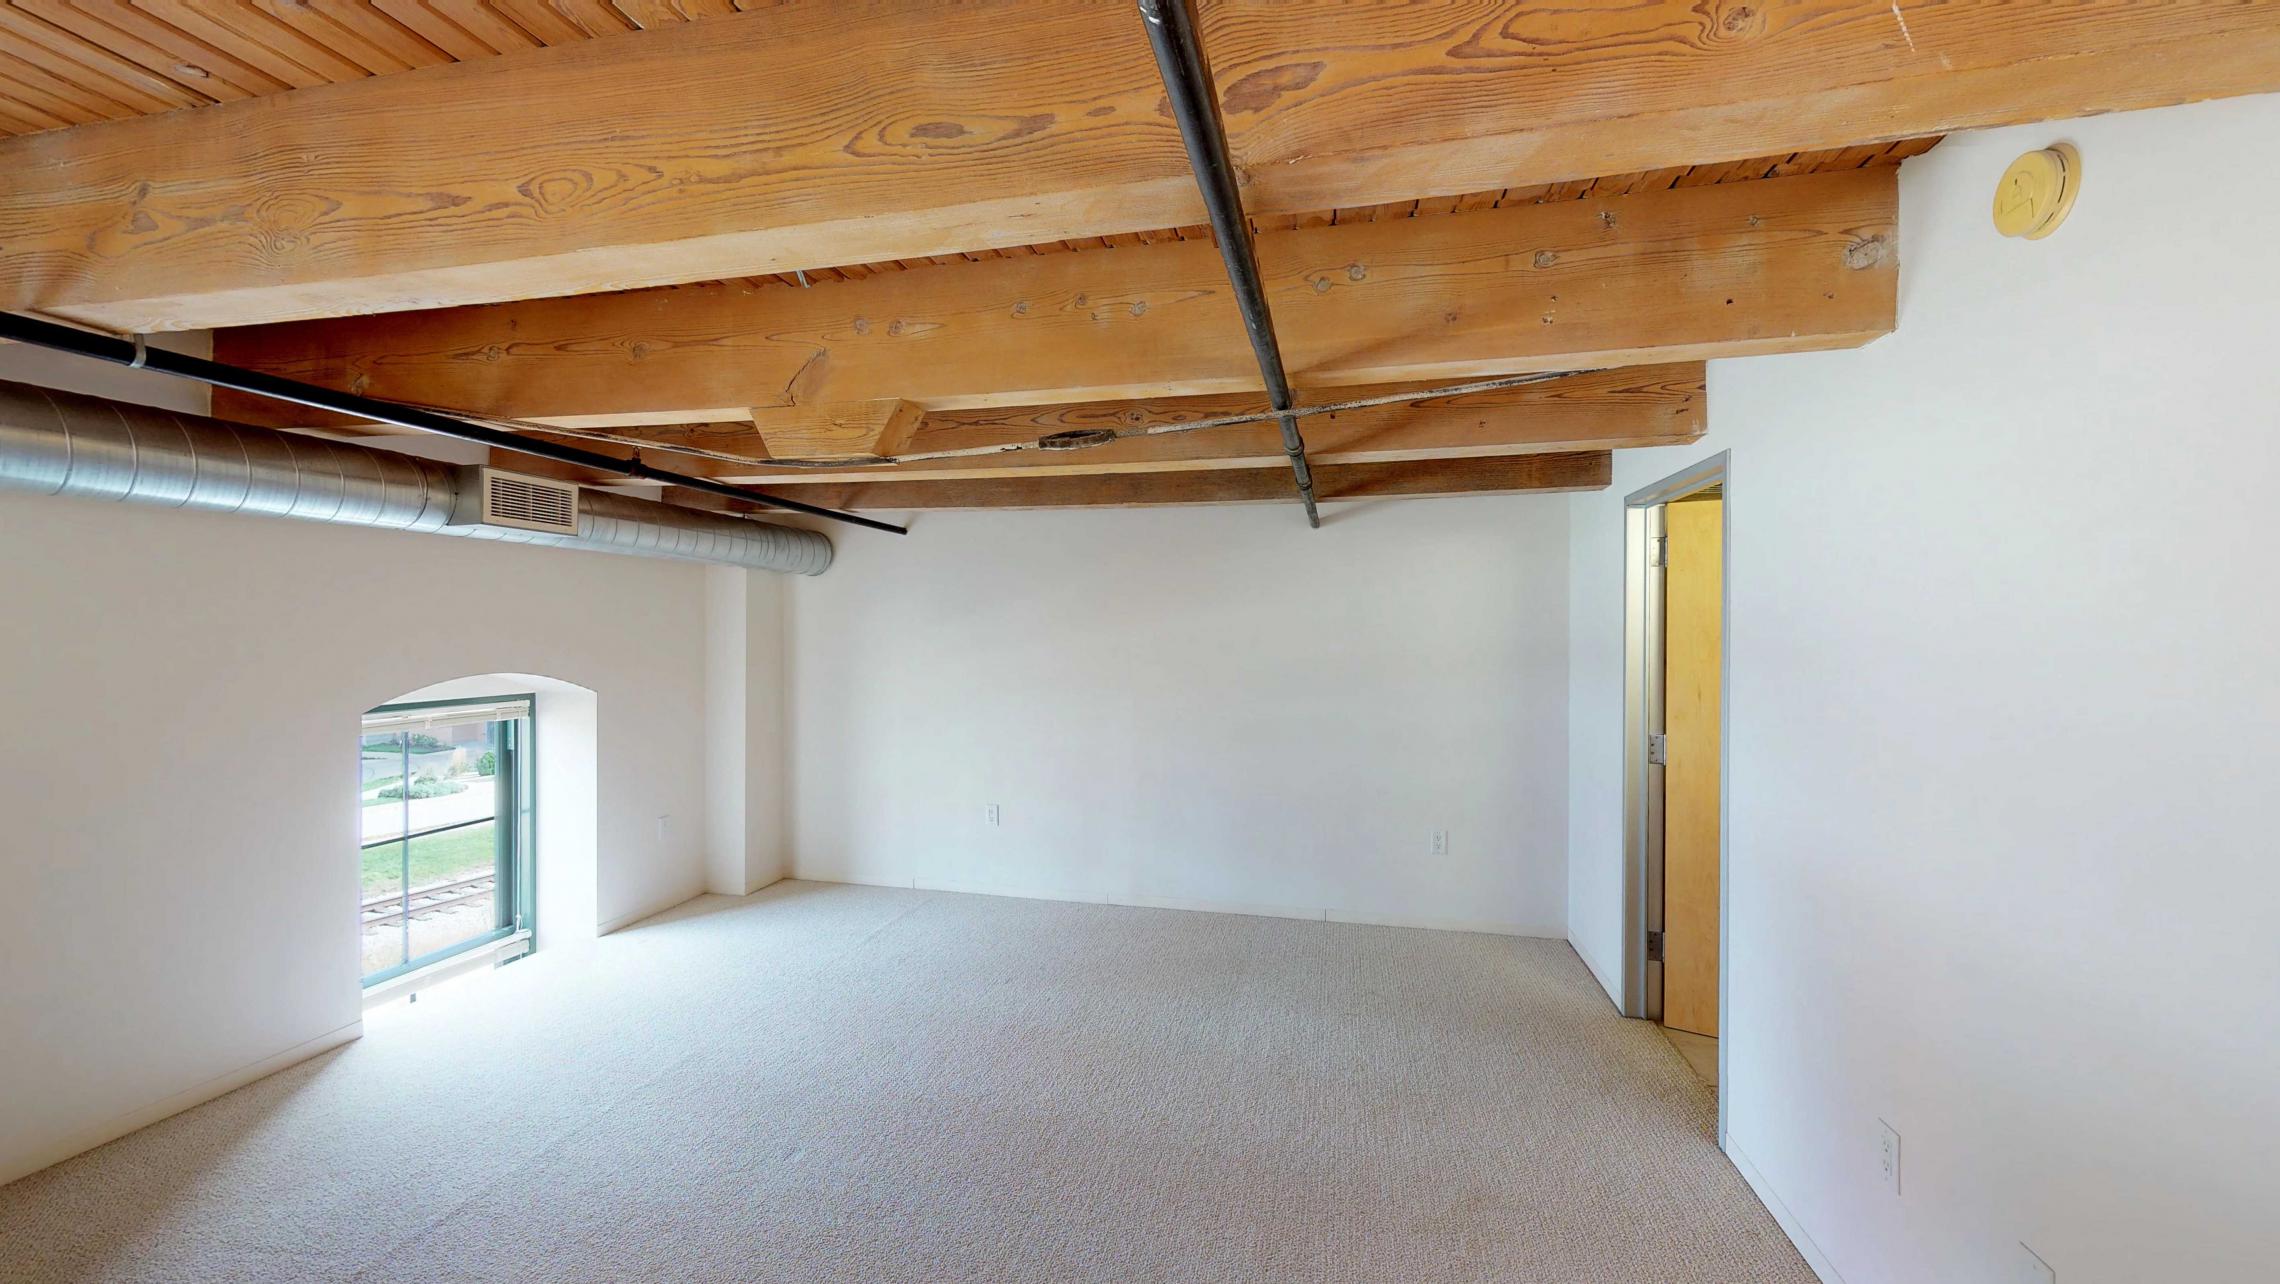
360,703,530,986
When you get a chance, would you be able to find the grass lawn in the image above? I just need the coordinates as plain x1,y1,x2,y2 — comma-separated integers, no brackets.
363,819,497,895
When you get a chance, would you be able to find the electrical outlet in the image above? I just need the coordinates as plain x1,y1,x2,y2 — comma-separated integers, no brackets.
1430,829,1449,856
985,803,1001,827
2016,1244,2056,1284
1878,1120,1902,1194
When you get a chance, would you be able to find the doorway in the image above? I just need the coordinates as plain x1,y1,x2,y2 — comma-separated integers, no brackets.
1621,455,1729,1115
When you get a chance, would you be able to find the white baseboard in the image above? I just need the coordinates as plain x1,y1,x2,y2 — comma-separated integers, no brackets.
1324,902,1557,938
597,879,708,936
1567,936,1625,1012
798,870,1557,940
2,1019,363,1189
1727,1137,1846,1284
597,873,800,935
703,867,788,898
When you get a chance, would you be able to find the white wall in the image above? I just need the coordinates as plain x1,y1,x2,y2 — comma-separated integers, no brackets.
744,568,791,886
0,347,725,1183
0,331,212,412
1567,98,2280,1282
704,566,791,895
787,497,1571,935
705,567,755,895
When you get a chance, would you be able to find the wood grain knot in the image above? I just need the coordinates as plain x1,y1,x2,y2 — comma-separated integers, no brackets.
245,191,342,260
871,113,1056,153
1842,234,1891,270
1219,62,1325,116
1709,0,1766,40
520,169,606,216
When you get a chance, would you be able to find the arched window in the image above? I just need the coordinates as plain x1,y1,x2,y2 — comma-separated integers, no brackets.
358,694,536,986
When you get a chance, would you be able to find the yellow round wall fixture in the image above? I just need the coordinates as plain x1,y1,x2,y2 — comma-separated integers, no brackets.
1992,143,2081,240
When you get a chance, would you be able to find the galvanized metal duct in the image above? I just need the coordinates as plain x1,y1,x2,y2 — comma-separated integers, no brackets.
0,379,833,575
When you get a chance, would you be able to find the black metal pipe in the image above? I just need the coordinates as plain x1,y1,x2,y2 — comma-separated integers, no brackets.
1137,0,1320,528
0,311,909,537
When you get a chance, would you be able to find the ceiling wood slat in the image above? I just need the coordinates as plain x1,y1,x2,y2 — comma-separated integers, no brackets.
430,0,546,52
483,1,587,45
237,4,399,77
133,1,342,89
0,80,65,129
368,1,499,60
0,41,128,116
544,1,642,38
0,56,114,121
0,5,203,113
258,1,447,73
38,0,291,97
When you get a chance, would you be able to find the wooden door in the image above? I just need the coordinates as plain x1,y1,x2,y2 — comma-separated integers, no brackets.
1662,496,1723,1036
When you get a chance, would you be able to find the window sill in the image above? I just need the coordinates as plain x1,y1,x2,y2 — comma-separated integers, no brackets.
361,930,531,1010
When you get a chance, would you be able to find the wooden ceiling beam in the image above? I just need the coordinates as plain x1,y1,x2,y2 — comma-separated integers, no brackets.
213,170,1891,428
622,452,1615,513
524,365,1703,486
8,1,2279,331
748,400,926,461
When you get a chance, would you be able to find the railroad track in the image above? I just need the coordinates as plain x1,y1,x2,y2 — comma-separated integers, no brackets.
362,873,495,928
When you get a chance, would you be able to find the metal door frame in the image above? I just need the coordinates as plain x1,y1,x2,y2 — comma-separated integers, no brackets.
1621,452,1731,1138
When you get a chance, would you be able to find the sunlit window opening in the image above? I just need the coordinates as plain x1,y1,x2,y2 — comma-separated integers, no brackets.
358,697,535,985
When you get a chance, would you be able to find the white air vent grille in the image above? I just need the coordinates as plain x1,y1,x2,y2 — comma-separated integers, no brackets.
479,469,580,535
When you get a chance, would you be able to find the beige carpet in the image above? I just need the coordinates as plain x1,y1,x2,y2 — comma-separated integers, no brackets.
0,882,1812,1283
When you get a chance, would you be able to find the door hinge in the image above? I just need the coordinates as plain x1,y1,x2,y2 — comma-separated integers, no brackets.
1646,732,1668,766
1650,534,1668,567
1646,930,1664,963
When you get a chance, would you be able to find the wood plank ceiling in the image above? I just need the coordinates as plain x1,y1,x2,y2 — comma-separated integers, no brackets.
0,1,744,138
1,2,2273,517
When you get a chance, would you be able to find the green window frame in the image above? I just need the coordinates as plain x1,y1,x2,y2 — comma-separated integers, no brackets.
359,694,537,987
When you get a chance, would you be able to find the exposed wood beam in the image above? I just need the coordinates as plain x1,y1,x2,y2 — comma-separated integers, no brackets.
536,366,1703,486
631,452,1616,513
7,1,2277,332
749,399,925,461
214,171,1890,428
